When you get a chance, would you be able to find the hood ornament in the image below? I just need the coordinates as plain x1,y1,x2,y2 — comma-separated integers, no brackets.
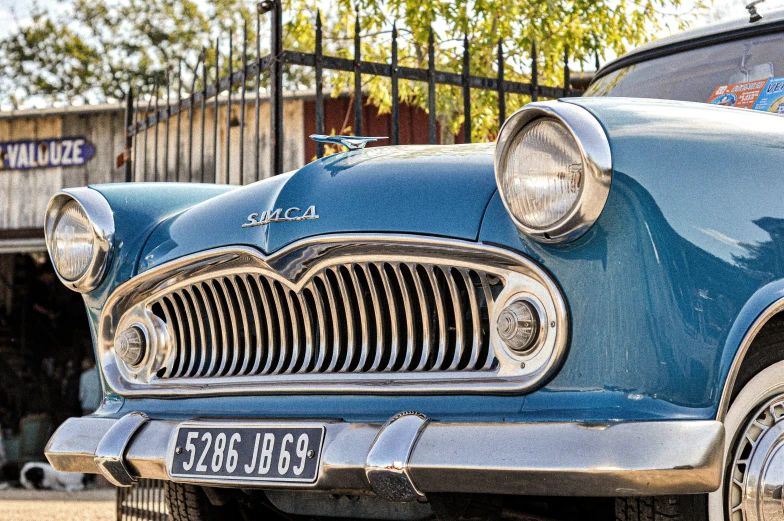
746,0,765,23
309,134,387,150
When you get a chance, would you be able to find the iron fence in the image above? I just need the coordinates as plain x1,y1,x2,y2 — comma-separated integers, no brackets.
120,0,583,185
117,479,169,521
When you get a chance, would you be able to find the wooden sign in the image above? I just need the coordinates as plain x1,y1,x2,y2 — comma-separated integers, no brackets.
0,138,95,170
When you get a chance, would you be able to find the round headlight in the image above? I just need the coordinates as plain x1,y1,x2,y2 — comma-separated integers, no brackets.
495,102,612,243
51,200,94,280
44,189,115,293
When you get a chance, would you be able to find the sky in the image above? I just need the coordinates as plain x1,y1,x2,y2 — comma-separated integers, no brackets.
3,0,784,39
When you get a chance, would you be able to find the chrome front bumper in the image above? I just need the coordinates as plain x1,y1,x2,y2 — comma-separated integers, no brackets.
46,412,724,499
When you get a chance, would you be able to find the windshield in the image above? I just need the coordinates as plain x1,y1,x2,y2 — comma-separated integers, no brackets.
586,31,784,112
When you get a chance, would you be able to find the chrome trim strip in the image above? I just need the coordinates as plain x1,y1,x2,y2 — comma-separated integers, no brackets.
494,100,613,244
98,234,570,396
93,412,149,487
716,297,784,421
47,415,724,497
44,188,115,293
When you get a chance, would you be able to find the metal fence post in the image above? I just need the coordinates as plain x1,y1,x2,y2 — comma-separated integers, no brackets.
391,22,399,145
531,40,539,102
269,0,283,175
563,45,570,97
353,7,362,136
240,22,248,184
315,11,324,158
497,39,505,124
462,34,471,144
427,27,436,144
124,89,134,182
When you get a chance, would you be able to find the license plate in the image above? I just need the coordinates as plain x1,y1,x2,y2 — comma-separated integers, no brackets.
168,423,325,484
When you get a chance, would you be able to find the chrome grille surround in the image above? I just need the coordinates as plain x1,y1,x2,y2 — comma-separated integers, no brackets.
98,235,569,396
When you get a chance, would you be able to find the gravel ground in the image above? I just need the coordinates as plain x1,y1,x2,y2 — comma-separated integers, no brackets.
0,488,115,521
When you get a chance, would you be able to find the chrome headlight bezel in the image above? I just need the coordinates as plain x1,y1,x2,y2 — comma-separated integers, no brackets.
494,101,613,243
44,188,115,293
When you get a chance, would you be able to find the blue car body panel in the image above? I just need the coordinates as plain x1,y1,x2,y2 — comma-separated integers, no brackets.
137,144,498,273
84,98,784,425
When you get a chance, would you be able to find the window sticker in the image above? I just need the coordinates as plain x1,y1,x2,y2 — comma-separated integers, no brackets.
751,76,784,114
707,79,769,109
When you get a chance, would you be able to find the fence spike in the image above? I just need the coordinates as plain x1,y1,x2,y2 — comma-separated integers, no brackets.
164,68,171,181
497,38,505,124
315,10,324,158
462,34,471,144
563,45,570,97
427,26,436,145
270,0,283,175
226,29,233,185
391,21,399,145
595,51,600,71
176,60,182,181
254,12,261,181
213,38,220,183
353,6,362,136
240,21,248,184
531,40,539,102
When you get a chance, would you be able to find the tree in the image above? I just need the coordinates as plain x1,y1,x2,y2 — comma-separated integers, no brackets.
0,0,703,141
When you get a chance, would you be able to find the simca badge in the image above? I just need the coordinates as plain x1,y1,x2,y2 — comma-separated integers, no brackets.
242,205,319,228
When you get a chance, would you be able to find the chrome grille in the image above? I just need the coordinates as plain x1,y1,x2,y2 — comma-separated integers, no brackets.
150,262,500,379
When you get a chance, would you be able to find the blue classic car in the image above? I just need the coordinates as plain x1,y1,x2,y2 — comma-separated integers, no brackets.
42,9,784,521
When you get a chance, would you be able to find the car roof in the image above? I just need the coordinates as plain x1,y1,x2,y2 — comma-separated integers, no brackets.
594,8,784,82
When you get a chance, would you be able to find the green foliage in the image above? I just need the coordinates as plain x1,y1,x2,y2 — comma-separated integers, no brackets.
0,0,254,107
0,0,704,140
280,0,704,142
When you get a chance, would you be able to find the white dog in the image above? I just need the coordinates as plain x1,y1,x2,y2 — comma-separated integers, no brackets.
19,462,86,492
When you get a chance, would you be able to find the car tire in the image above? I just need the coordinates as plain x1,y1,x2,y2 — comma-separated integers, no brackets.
615,495,707,521
165,482,213,521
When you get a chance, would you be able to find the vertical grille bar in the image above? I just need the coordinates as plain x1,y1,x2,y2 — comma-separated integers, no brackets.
307,281,329,372
426,266,448,370
320,273,342,372
218,278,240,376
333,267,356,373
442,267,465,370
269,282,289,374
240,275,264,375
283,290,301,374
180,288,201,377
165,294,189,377
229,276,252,375
391,263,415,370
254,276,277,374
348,265,370,371
190,284,212,376
379,264,400,371
409,264,432,371
296,292,315,373
361,263,385,371
460,269,482,369
206,280,229,376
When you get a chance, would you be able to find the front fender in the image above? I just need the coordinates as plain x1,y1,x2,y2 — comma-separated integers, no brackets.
480,98,784,420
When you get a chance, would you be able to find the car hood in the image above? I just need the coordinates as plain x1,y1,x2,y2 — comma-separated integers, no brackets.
138,143,498,272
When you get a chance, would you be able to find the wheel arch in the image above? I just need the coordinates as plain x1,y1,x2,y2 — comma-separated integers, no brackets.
717,279,784,422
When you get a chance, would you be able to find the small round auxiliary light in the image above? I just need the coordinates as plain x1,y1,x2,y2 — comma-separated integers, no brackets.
115,325,147,367
497,299,541,354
